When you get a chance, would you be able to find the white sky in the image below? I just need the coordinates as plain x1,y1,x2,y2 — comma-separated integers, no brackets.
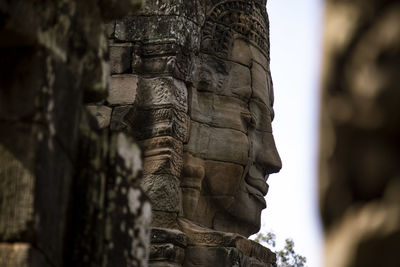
255,1,325,267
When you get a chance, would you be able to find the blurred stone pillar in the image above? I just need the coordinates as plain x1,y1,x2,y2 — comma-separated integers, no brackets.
319,0,400,266
0,1,150,267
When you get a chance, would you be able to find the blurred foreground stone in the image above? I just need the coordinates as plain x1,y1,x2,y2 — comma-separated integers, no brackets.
0,1,150,267
320,0,400,266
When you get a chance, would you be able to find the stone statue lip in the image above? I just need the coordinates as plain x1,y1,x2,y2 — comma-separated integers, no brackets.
247,166,269,195
246,183,267,208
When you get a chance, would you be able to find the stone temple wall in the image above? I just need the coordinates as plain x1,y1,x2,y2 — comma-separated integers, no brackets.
104,0,279,266
319,0,400,266
6,0,398,267
0,0,278,266
7,0,399,266
0,1,151,267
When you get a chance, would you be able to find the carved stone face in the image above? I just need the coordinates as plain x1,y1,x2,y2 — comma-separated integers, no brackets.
181,33,282,236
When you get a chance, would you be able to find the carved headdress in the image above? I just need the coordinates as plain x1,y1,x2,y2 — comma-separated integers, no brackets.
201,0,270,59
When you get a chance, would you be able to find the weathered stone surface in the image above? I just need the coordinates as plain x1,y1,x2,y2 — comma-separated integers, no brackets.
228,38,271,72
180,154,205,219
213,188,266,237
0,122,74,265
179,219,276,266
133,55,176,75
204,160,243,196
0,244,30,267
130,107,189,142
140,137,183,177
0,131,35,241
108,75,138,105
149,263,182,267
251,61,272,108
181,154,205,190
184,246,242,267
150,228,186,266
109,43,133,74
67,106,149,267
133,54,194,82
180,188,202,220
179,218,242,247
150,244,185,264
105,183,151,267
201,0,269,61
105,0,280,266
141,137,183,157
102,133,150,267
115,16,200,52
249,131,281,174
127,40,195,82
138,0,204,25
151,228,187,248
87,105,112,129
249,100,273,133
0,1,149,267
0,243,52,267
0,48,46,122
190,92,249,133
110,105,132,131
249,43,270,73
105,22,116,38
230,38,253,67
99,0,144,20
188,195,234,229
184,246,272,267
193,54,252,101
236,239,277,265
135,77,188,112
185,121,249,165
152,211,180,230
0,46,82,157
141,175,180,213
66,110,109,267
320,0,400,266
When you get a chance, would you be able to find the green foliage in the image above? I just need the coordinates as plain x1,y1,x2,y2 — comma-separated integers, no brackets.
253,232,307,267
253,231,277,248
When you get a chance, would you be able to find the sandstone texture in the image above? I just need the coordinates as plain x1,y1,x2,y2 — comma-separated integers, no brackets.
108,0,281,266
0,1,150,267
320,0,400,266
1,0,282,266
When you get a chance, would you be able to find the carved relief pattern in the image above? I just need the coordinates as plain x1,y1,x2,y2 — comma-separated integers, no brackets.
107,0,278,266
201,0,270,59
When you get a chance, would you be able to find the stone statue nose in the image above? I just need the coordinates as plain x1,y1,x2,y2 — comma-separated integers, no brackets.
262,147,282,174
253,132,282,174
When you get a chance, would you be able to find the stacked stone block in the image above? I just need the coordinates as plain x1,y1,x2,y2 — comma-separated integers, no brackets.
105,3,199,264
